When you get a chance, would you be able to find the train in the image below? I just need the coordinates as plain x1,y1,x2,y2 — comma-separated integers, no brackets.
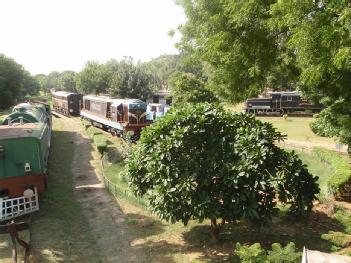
80,95,148,141
52,91,82,116
0,102,51,222
244,91,324,115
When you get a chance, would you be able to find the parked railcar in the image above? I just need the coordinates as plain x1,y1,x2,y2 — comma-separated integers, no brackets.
80,95,148,141
52,91,82,116
244,91,324,115
0,102,51,221
146,103,169,122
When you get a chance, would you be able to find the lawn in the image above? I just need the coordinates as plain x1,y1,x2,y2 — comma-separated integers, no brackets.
224,103,336,146
287,148,334,194
257,117,336,145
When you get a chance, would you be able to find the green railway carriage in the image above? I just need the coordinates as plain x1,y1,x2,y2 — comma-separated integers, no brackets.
0,103,51,199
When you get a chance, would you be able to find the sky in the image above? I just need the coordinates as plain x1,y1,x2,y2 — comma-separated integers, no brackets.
0,0,186,75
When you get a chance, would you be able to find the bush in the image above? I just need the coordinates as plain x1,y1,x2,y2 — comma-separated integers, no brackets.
86,126,102,137
125,103,319,241
93,134,108,155
313,147,351,196
321,231,351,248
234,242,301,263
82,120,91,129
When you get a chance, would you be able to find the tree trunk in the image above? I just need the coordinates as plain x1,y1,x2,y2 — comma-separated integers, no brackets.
210,218,225,243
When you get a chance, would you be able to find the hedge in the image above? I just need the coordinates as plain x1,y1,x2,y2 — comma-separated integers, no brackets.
93,134,108,155
83,123,108,155
313,147,351,197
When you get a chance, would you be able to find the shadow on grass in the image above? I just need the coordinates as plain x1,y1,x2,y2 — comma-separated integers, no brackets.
180,210,339,263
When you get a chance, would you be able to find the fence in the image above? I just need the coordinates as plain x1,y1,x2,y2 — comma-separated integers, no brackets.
100,153,147,208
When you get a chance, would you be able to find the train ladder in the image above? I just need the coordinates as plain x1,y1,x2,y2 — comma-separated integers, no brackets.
0,188,39,222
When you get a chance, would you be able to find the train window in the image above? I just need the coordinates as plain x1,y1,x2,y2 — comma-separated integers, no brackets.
287,96,292,101
85,100,90,110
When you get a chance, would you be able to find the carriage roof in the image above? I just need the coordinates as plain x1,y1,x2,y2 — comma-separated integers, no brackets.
52,91,78,97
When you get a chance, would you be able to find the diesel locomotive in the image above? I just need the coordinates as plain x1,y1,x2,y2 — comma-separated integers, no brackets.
52,90,82,116
0,102,51,221
80,95,148,140
244,91,324,115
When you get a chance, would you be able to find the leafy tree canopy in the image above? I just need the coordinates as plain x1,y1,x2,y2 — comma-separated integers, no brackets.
76,61,111,94
176,0,278,102
169,72,218,105
58,70,77,92
0,54,39,109
270,0,351,152
124,103,319,241
109,58,156,100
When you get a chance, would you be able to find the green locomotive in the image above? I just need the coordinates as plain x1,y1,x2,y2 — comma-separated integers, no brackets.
0,102,51,221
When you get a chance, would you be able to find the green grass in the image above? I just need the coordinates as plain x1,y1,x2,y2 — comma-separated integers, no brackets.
258,117,335,144
291,149,334,194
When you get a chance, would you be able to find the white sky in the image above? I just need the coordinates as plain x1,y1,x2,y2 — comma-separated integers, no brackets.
0,0,185,75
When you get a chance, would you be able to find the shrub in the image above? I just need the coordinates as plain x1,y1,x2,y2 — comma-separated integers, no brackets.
234,242,301,263
86,126,102,137
313,147,351,197
82,120,91,129
321,231,351,248
125,103,319,241
93,134,108,155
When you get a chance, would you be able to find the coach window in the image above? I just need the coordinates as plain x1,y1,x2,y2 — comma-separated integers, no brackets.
287,96,292,102
85,100,90,110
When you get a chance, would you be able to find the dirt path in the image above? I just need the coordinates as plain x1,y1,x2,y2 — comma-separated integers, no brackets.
61,117,143,262
279,139,348,153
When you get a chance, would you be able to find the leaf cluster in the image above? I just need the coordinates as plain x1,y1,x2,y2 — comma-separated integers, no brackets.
234,242,301,263
312,147,351,197
124,103,319,226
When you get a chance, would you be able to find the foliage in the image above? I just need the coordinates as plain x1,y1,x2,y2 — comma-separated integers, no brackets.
176,0,278,102
58,70,77,92
312,147,351,197
234,243,266,263
170,72,218,105
76,61,111,94
108,58,155,100
270,1,351,154
311,101,351,154
144,54,182,91
22,71,40,96
334,208,351,234
234,242,301,263
176,1,351,153
94,134,108,155
124,103,319,240
321,231,351,248
0,53,40,109
85,126,107,155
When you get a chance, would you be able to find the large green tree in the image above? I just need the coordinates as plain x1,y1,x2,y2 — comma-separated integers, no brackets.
22,71,40,97
169,72,218,105
177,0,278,102
109,59,155,100
0,54,25,109
125,104,319,241
76,61,111,94
58,70,77,92
270,0,351,152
